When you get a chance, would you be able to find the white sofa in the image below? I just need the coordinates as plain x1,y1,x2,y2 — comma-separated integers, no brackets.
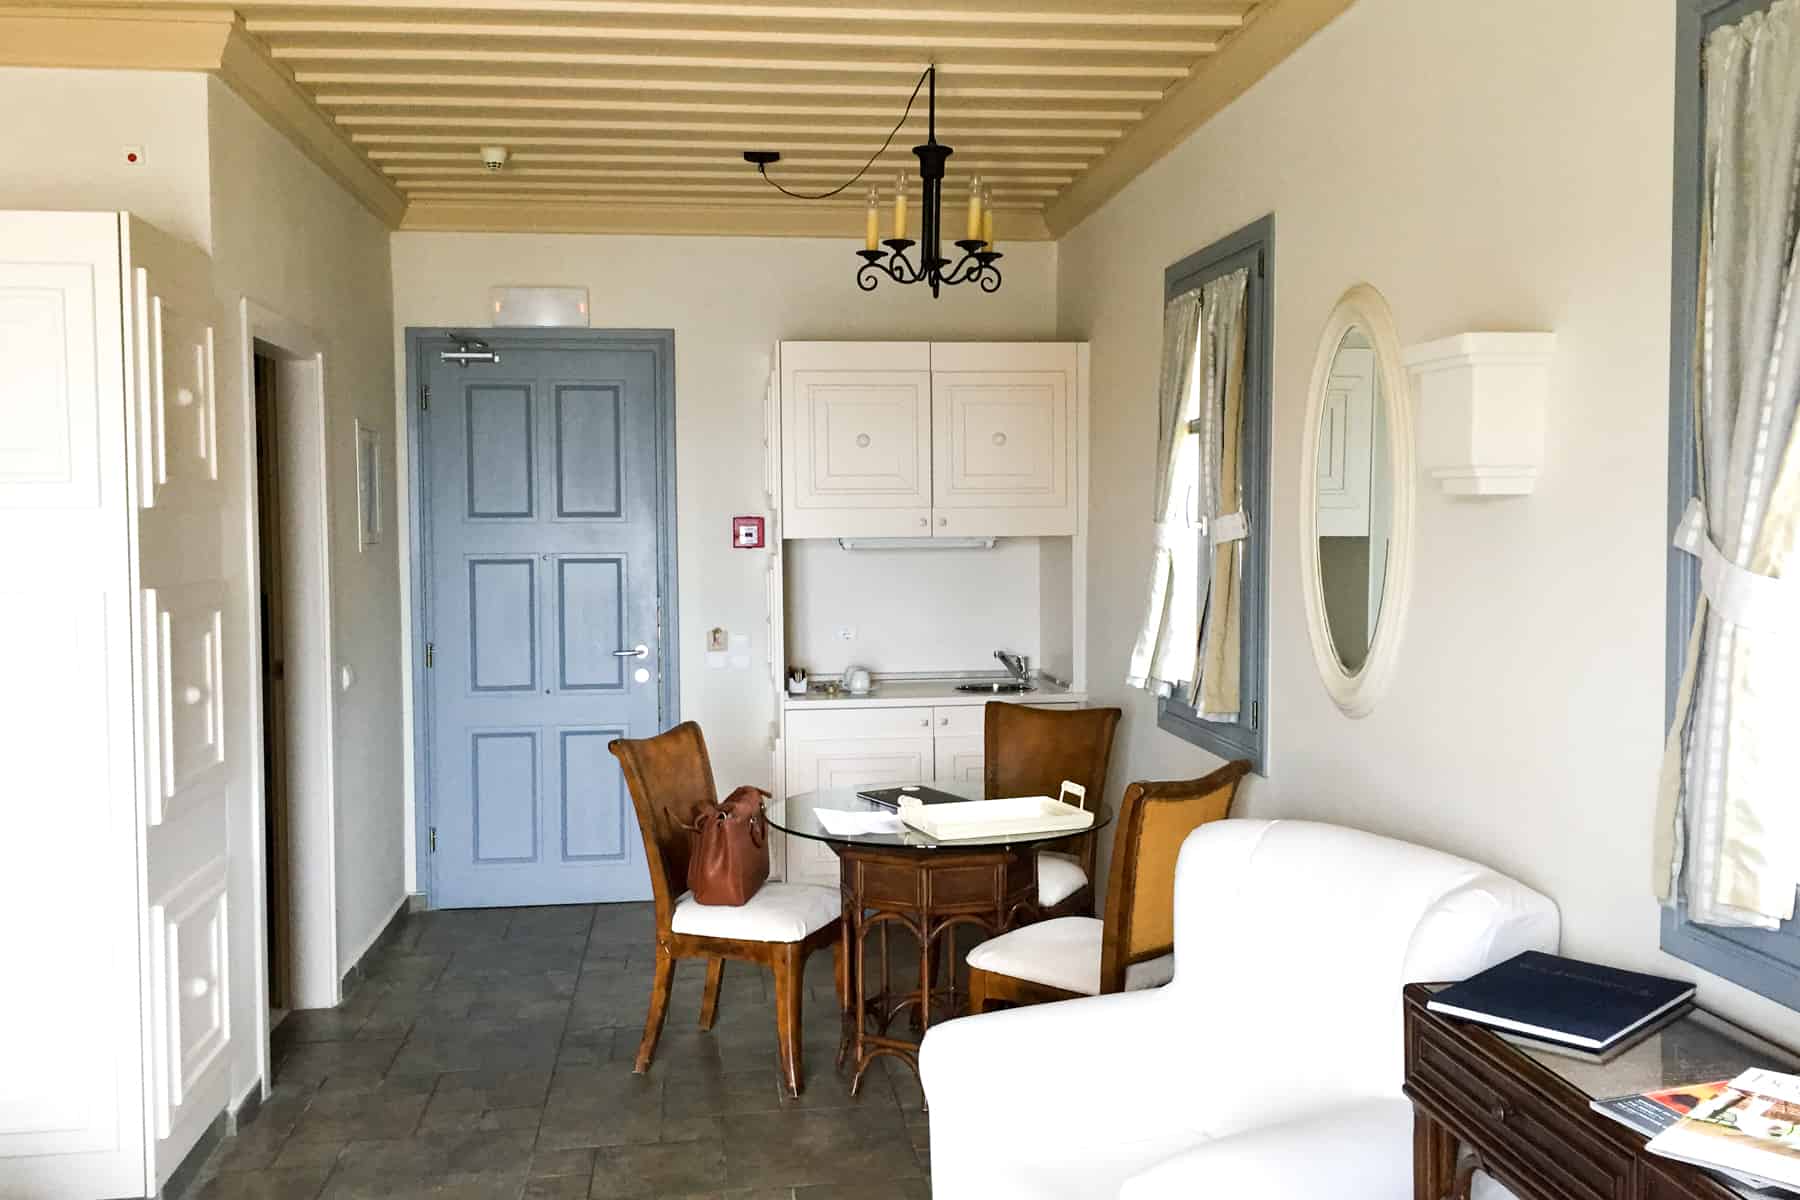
919,818,1558,1199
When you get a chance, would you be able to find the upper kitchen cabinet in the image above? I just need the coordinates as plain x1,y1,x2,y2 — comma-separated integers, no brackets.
776,340,1085,539
931,343,1077,537
781,341,933,538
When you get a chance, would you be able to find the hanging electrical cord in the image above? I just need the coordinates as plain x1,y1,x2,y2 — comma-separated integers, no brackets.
745,67,931,200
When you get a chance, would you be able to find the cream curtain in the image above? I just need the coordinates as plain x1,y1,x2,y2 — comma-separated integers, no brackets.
1128,269,1251,716
1654,0,1800,928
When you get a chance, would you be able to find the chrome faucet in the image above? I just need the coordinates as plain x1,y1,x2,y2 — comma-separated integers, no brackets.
995,650,1030,682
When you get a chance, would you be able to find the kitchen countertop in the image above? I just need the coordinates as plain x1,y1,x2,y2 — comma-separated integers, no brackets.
783,676,1085,711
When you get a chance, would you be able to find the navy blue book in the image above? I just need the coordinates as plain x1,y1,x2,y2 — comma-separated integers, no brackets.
1428,952,1696,1050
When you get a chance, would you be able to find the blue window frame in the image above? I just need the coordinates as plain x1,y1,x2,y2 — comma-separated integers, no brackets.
1659,0,1800,1008
1156,216,1273,773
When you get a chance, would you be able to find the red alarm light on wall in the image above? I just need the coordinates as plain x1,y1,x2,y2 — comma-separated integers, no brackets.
732,516,765,549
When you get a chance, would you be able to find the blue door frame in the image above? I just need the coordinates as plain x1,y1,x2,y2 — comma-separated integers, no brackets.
405,328,678,907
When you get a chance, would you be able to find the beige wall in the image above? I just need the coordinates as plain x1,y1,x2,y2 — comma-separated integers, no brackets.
389,232,1059,889
0,68,211,249
206,79,405,992
1059,0,1800,1044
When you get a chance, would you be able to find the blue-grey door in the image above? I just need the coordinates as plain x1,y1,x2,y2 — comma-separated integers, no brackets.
422,335,670,908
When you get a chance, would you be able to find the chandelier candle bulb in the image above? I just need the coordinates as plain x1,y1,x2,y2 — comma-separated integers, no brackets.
895,172,910,241
865,186,880,251
966,176,984,241
981,184,995,247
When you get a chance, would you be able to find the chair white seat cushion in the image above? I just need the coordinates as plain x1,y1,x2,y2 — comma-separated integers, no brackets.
671,882,839,943
1036,850,1088,907
966,916,1174,996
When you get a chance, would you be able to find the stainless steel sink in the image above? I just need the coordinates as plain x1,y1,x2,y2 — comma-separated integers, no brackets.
954,681,1037,694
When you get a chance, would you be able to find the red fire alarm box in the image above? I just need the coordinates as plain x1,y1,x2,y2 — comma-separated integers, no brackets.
732,515,765,549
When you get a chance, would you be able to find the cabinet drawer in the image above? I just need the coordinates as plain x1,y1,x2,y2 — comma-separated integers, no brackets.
1411,1017,1632,1200
786,706,935,741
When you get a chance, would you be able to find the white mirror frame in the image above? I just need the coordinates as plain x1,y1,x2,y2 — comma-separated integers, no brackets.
1298,284,1416,717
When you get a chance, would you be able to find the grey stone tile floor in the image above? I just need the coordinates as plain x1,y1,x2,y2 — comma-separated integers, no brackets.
181,903,932,1200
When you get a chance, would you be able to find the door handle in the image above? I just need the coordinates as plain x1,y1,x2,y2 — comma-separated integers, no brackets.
612,644,650,659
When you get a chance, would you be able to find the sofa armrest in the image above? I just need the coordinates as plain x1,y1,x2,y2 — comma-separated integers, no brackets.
1118,1097,1414,1200
922,990,1206,1200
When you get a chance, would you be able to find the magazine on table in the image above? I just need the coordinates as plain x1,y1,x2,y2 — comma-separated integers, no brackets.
1645,1069,1800,1194
1592,1081,1779,1190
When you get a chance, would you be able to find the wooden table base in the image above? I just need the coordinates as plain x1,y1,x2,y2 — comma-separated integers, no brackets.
834,842,1037,1093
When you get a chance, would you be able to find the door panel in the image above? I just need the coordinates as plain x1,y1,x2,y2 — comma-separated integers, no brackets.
426,338,666,908
124,216,237,1184
780,341,932,538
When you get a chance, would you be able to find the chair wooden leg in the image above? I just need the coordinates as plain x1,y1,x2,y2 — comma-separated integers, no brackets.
968,965,990,1016
832,934,848,1012
772,943,806,1097
635,948,675,1074
699,957,724,1030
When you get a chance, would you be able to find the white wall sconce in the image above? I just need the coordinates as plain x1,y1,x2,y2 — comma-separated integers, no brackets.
1403,332,1556,496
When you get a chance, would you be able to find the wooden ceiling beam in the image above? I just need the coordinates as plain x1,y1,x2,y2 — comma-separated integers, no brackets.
370,149,1094,169
292,69,1171,101
397,198,1054,239
263,43,1194,78
229,0,1251,29
247,17,1221,56
316,93,1143,121
337,114,1125,137
351,131,1114,155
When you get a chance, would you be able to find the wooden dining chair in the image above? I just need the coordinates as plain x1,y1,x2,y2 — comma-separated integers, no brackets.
984,701,1123,919
609,721,844,1096
966,760,1251,1012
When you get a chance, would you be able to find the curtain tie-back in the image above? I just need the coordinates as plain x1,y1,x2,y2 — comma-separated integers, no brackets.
1674,499,1793,632
1212,510,1249,544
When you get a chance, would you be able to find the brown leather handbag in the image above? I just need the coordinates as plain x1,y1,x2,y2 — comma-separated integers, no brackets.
686,785,771,906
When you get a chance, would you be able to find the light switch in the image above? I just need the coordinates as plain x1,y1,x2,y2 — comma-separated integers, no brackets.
707,651,728,670
729,633,750,652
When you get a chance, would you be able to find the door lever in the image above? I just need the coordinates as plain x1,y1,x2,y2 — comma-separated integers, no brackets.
612,644,650,659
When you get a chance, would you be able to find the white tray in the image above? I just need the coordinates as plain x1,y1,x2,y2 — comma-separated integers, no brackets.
898,782,1094,841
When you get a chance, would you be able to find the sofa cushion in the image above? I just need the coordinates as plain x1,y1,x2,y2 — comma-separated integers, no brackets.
670,882,838,943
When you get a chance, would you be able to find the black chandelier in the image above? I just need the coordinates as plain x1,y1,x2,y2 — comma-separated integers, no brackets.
744,66,1002,298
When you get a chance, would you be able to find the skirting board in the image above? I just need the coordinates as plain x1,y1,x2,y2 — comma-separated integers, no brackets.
338,895,412,997
158,1110,228,1200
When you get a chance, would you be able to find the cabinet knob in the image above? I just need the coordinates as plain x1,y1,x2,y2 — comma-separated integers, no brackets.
939,717,948,726
937,517,948,527
992,432,1007,446
918,517,928,527
855,433,871,448
919,718,929,727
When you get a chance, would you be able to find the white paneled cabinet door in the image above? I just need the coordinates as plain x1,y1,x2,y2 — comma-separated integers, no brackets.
124,216,238,1182
930,342,1076,537
0,212,149,1199
782,708,935,885
931,706,985,784
781,341,932,538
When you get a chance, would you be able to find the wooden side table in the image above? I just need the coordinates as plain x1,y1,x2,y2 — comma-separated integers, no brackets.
1402,982,1796,1200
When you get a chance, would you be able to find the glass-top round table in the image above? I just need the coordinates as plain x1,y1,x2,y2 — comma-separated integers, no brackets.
768,780,1112,1093
767,780,1114,850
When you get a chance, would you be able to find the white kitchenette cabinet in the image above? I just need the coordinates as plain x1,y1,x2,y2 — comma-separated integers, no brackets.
779,341,1083,540
781,699,1080,887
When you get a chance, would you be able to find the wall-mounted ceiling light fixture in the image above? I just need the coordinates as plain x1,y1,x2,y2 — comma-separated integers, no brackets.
743,66,1001,298
480,145,509,172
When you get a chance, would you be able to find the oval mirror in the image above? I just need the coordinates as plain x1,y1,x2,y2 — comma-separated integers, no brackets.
1300,286,1414,716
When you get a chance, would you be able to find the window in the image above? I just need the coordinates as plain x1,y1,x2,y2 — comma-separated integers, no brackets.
1151,216,1273,772
1660,0,1800,1008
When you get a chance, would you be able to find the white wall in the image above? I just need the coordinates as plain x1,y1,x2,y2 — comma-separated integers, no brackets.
785,538,1044,677
206,80,405,996
0,68,211,249
1059,0,1800,1046
390,233,1059,889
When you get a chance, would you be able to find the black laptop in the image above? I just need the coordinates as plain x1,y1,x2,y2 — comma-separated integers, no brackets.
856,784,969,811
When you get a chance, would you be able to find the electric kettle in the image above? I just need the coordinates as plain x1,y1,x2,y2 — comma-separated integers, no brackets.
843,665,873,694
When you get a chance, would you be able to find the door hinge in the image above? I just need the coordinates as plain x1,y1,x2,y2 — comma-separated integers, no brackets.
425,642,435,668
428,827,437,853
420,384,431,412
1251,700,1260,730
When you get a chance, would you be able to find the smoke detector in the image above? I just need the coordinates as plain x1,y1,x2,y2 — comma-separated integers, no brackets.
480,145,510,172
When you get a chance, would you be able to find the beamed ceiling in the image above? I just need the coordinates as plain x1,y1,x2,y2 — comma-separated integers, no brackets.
3,0,1352,235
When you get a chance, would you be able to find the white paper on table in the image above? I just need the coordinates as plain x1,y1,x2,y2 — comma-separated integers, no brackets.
813,809,904,836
